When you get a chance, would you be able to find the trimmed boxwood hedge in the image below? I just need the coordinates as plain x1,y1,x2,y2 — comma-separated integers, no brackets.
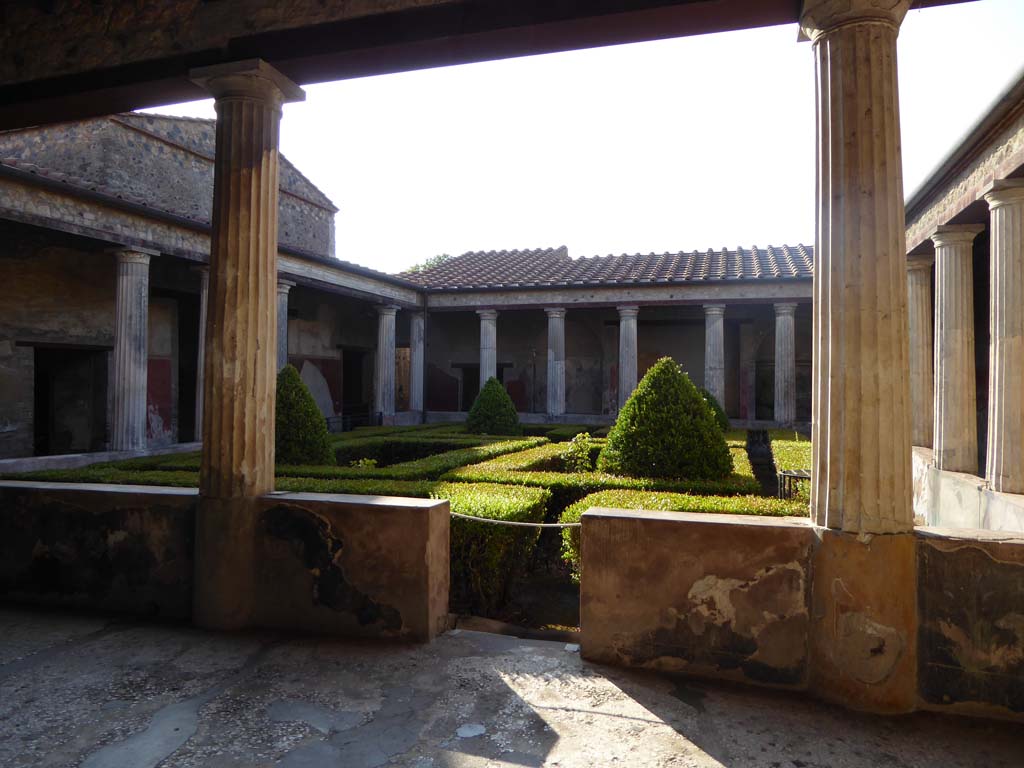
276,365,335,465
466,377,522,435
558,489,808,579
442,441,761,513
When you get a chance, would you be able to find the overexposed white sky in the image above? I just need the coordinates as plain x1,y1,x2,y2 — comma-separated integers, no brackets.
146,0,1024,274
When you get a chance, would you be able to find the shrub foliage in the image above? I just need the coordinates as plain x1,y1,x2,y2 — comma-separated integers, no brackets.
466,377,522,435
598,357,732,479
275,364,335,466
699,387,730,431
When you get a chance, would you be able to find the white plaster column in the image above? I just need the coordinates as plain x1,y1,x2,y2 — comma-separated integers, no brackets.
276,279,294,372
545,308,566,418
703,304,726,408
933,225,983,474
478,309,498,387
375,305,398,419
409,311,425,415
907,255,934,447
617,306,639,409
194,266,209,440
985,180,1024,493
773,303,797,426
110,248,154,451
803,1,913,533
190,60,304,630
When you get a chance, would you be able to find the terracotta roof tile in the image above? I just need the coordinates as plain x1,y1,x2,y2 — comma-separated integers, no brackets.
401,244,814,289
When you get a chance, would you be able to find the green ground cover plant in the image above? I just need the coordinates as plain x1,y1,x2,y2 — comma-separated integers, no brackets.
558,489,808,578
466,377,522,435
276,364,335,465
598,357,732,480
769,429,812,472
699,387,730,431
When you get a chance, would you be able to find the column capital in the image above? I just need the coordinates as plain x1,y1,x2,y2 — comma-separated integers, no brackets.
931,224,984,249
190,59,305,108
276,279,296,296
376,304,399,317
907,254,934,272
477,309,498,321
703,303,726,317
984,179,1024,209
616,305,639,318
545,307,567,319
800,0,910,43
773,302,798,316
108,246,157,265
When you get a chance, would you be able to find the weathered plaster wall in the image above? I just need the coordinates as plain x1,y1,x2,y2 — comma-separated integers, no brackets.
913,447,1024,533
255,492,450,642
917,527,1024,719
580,509,813,688
0,482,195,618
425,311,477,411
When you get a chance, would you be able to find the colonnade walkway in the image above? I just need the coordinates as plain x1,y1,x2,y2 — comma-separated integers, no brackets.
1,608,1021,768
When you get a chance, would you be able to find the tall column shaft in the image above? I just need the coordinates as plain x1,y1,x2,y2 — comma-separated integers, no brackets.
546,308,566,418
617,306,639,409
189,61,304,631
375,306,398,419
276,280,294,372
194,266,209,440
478,309,498,387
907,256,934,447
933,225,982,474
703,304,726,408
985,180,1024,493
110,249,153,451
409,312,425,414
773,303,797,425
805,5,913,534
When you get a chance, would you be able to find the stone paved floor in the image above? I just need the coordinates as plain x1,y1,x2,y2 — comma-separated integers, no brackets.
0,608,1021,768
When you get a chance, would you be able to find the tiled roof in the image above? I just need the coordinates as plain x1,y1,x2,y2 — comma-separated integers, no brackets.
400,244,814,290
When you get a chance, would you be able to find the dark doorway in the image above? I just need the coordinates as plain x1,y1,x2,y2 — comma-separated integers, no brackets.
461,365,481,411
176,293,199,442
33,346,108,455
342,348,371,426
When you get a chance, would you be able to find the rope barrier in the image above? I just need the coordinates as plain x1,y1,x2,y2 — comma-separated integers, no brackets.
449,511,581,529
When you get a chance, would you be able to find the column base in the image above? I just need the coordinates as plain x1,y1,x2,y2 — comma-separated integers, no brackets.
193,496,258,630
809,528,918,713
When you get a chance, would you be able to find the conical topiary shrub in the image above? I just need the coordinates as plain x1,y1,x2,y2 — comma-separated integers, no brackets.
598,357,732,479
699,387,730,432
275,364,336,465
466,377,522,435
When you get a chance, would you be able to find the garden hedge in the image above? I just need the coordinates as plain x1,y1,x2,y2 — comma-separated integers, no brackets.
558,489,808,579
276,364,335,465
599,357,732,480
466,377,522,435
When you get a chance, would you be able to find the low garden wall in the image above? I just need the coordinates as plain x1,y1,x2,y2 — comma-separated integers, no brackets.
912,446,1024,532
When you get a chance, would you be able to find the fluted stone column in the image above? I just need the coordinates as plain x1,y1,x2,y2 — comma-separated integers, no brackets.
933,225,983,474
985,180,1024,493
617,306,639,409
907,256,934,447
478,309,498,387
774,303,797,425
276,279,294,371
190,59,304,630
375,305,398,420
703,304,726,408
110,248,154,451
409,311,425,415
546,308,566,419
194,266,209,440
802,0,917,715
803,1,913,534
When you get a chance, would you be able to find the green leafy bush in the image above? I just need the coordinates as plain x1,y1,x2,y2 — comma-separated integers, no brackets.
699,387,730,431
275,364,335,466
559,489,807,579
466,377,522,436
598,357,731,480
560,432,594,472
